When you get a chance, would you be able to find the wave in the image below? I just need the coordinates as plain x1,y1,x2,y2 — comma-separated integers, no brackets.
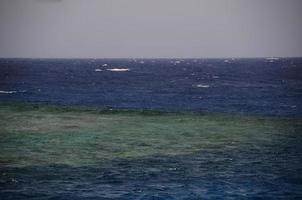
106,68,130,72
0,90,17,94
195,84,210,88
266,57,279,60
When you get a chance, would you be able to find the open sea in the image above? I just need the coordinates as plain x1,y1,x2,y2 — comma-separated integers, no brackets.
0,58,302,199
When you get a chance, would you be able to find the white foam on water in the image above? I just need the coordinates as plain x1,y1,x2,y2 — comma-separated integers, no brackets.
0,90,17,94
195,84,210,88
106,68,130,72
266,57,279,60
95,69,102,72
102,64,108,67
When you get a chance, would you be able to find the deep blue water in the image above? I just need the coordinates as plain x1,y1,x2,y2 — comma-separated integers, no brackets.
0,58,302,117
2,147,302,200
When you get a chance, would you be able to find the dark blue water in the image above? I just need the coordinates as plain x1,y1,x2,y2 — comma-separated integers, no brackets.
1,58,302,117
2,148,302,200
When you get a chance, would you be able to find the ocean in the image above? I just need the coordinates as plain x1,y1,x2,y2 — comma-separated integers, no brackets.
0,58,302,199
1,58,302,116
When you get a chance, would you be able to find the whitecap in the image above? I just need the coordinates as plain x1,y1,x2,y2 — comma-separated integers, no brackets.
175,61,181,64
95,69,102,72
106,68,130,72
102,64,108,67
0,90,17,94
195,84,210,88
266,57,279,60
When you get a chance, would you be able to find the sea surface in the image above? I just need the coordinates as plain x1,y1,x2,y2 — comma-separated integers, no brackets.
0,58,302,199
0,58,302,116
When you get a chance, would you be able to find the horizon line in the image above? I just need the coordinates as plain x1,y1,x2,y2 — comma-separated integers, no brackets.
0,56,302,60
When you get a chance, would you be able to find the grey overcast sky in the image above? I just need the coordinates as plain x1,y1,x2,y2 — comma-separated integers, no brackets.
0,0,302,58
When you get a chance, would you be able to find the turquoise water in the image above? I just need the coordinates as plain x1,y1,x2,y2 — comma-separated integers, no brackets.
1,103,302,199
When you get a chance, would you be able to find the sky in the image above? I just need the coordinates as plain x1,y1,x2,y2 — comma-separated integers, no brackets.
0,0,302,58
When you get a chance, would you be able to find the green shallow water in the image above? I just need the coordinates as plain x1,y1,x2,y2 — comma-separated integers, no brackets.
0,103,301,167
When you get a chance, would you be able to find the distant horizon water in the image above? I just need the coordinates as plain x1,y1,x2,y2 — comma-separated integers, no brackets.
1,56,302,59
1,57,301,117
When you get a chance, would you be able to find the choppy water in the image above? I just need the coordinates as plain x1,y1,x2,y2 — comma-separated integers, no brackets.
0,58,302,199
0,58,302,116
